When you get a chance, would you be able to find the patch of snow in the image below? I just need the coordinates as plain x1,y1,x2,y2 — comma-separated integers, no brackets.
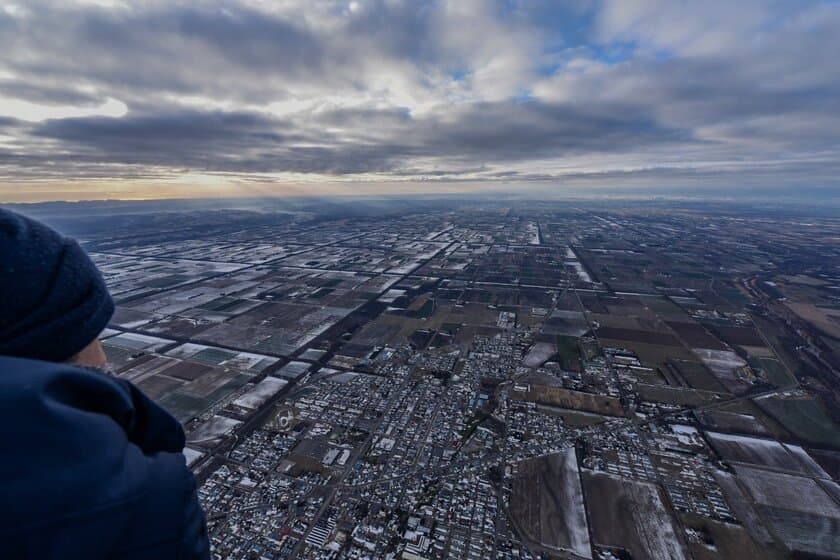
188,415,242,443
183,447,204,467
233,377,288,410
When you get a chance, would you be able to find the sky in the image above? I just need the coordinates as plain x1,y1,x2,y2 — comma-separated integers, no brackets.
1,0,839,202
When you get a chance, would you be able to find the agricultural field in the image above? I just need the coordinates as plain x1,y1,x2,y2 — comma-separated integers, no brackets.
509,448,591,558
582,470,689,560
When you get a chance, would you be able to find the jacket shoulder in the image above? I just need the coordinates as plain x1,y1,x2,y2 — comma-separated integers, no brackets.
0,357,209,559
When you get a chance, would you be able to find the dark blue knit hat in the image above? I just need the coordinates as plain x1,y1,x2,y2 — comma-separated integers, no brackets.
0,209,114,362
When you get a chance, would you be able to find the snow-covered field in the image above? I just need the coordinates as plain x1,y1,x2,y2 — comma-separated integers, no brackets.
694,348,747,379
182,447,204,467
233,377,288,410
276,360,311,380
556,448,591,558
187,415,242,443
104,331,172,352
708,431,829,477
166,342,278,371
522,342,555,368
734,465,840,519
378,289,406,303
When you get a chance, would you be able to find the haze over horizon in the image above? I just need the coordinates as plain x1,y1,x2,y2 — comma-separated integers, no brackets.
1,0,839,202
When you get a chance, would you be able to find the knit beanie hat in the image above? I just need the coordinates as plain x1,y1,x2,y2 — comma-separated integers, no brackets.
0,209,114,362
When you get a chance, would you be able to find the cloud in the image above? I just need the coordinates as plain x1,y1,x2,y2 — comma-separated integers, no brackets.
9,97,685,181
0,0,838,195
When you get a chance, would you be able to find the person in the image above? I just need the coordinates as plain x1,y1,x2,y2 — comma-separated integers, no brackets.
0,208,210,559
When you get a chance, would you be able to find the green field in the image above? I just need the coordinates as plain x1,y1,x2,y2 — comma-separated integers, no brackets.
749,357,794,388
555,335,582,371
755,395,840,449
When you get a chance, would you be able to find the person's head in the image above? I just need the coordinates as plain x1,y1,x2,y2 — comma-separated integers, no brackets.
0,209,114,369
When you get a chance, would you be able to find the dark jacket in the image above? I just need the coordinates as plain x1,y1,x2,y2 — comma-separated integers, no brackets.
0,356,210,559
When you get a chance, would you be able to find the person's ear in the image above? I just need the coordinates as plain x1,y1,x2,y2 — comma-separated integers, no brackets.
67,339,109,369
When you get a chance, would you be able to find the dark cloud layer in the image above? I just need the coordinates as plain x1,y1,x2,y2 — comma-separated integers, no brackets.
19,99,689,177
0,0,839,193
